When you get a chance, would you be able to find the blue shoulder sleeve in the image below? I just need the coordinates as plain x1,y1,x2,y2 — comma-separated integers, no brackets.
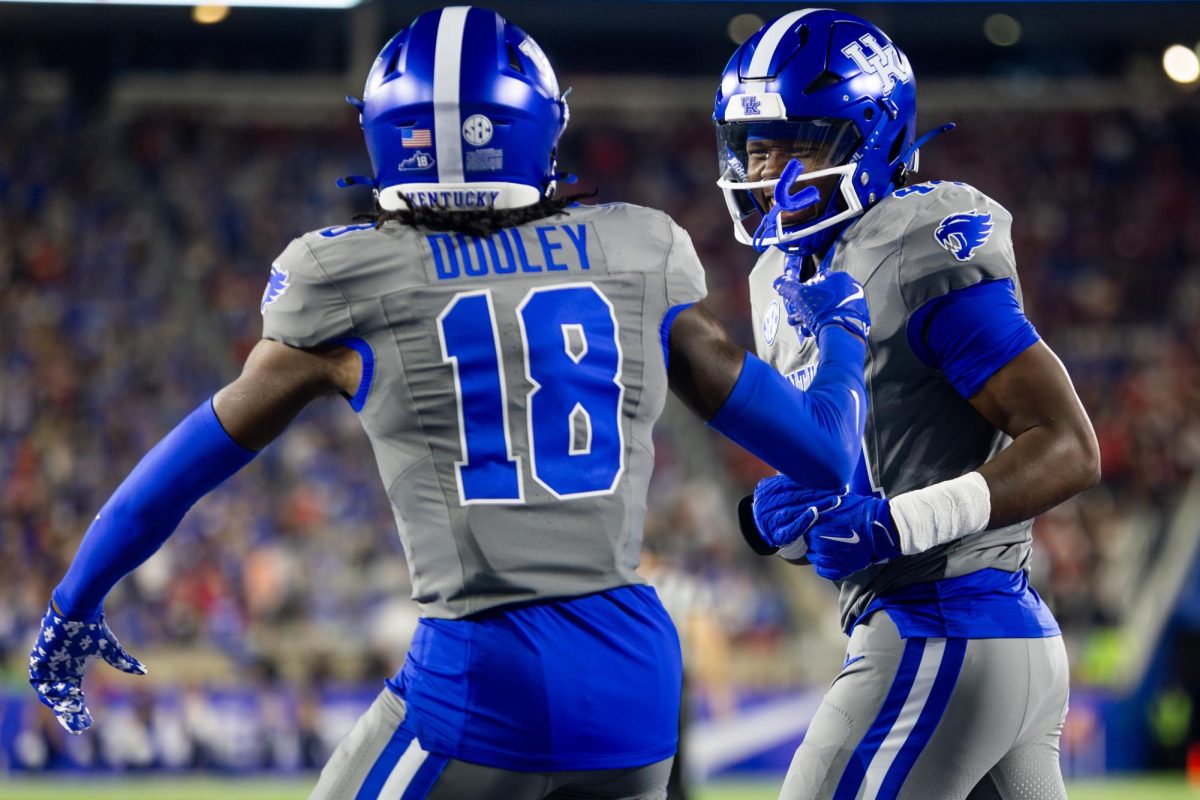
709,326,866,489
907,278,1040,399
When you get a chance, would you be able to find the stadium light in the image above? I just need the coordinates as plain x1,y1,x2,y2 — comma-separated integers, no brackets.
727,13,764,45
4,0,362,7
193,5,230,24
1163,44,1200,84
983,14,1021,48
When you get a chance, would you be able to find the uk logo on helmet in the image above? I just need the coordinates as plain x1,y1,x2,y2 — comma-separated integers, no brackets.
935,210,994,262
740,95,762,116
841,33,911,94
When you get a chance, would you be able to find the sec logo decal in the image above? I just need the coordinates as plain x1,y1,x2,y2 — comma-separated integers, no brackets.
763,300,781,346
462,114,494,147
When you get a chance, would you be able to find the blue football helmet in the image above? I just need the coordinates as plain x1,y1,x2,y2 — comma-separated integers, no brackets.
714,9,927,255
345,6,569,211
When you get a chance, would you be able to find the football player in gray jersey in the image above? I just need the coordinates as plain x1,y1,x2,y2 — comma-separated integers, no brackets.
29,8,876,800
714,10,1100,800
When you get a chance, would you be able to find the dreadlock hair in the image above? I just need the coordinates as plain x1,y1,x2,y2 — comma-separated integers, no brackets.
355,190,598,239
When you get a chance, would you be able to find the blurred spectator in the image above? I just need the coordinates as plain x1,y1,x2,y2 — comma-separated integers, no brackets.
2,93,1199,769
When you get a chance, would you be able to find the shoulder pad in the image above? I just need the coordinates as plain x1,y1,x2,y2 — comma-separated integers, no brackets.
897,182,1015,311
840,181,1017,311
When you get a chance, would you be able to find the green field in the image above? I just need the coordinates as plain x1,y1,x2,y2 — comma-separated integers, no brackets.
0,776,1194,799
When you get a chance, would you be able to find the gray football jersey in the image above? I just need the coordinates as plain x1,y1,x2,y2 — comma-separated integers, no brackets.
261,204,706,619
749,182,1033,632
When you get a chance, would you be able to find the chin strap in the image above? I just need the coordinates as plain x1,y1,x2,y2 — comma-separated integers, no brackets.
336,175,378,190
897,123,956,177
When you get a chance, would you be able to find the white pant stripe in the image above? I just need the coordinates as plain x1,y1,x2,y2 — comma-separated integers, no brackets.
433,6,469,183
377,737,430,800
746,8,824,78
859,638,946,799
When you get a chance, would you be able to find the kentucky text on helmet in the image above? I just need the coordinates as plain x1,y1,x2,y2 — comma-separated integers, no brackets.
405,190,503,209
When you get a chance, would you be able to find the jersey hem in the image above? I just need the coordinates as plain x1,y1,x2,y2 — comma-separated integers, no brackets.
416,579,650,620
846,568,1062,640
855,607,1062,640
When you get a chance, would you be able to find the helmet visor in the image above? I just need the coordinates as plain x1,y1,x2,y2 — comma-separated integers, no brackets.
717,118,861,222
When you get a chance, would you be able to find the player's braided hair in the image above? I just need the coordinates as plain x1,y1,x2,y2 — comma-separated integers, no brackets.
356,191,597,239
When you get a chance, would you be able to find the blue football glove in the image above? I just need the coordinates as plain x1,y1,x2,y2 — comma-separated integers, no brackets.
29,603,147,734
800,490,901,581
746,474,849,558
773,269,870,340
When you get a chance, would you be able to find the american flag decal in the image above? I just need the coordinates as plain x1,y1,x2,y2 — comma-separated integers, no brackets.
401,128,432,148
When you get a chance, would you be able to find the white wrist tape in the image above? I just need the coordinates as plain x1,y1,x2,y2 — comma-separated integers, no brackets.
889,471,991,556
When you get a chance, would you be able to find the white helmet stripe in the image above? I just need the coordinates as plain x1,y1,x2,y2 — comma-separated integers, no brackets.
433,6,470,182
746,8,826,79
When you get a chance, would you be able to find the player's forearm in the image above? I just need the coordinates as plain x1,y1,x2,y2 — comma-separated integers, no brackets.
805,325,868,476
975,420,1101,529
966,341,1101,530
888,421,1099,555
709,328,866,488
54,400,257,619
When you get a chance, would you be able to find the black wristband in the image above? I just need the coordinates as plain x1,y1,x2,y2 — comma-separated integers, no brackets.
737,495,779,556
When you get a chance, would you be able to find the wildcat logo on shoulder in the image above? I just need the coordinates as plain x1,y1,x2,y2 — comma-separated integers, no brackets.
935,210,994,262
261,265,290,313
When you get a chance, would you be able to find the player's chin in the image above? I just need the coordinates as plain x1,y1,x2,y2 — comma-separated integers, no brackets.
764,201,822,227
781,207,822,225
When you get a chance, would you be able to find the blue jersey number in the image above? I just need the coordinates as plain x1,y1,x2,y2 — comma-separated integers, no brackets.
438,292,524,503
438,284,625,504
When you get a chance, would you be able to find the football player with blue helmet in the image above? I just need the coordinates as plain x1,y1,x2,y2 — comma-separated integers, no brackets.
716,10,1099,799
29,7,875,799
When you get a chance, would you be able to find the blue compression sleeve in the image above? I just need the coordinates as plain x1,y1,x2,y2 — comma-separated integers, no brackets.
54,400,257,619
710,326,866,489
907,278,1040,398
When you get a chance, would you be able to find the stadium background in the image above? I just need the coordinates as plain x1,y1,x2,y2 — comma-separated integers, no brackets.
2,1,1200,797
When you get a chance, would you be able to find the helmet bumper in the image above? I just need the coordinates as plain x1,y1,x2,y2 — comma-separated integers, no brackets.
377,182,543,212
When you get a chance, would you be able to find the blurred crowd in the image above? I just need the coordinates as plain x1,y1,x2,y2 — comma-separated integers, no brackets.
2,88,1200,768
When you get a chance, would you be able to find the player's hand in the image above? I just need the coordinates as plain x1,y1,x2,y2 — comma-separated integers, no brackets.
28,602,147,734
745,474,847,557
773,270,870,340
801,491,901,581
